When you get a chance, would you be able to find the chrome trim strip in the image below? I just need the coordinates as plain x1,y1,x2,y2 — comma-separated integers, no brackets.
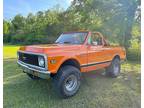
17,60,50,74
81,60,111,67
81,59,124,67
17,50,48,70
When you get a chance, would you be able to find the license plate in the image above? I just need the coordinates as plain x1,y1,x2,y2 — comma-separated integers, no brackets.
23,67,31,73
33,71,39,76
22,67,39,77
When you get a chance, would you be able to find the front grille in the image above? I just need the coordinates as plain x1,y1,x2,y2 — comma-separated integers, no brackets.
18,52,39,67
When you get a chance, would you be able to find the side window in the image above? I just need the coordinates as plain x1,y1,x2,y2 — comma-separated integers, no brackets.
91,33,103,45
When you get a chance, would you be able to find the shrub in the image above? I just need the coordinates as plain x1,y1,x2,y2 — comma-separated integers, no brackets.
11,34,26,44
127,48,141,61
3,34,11,43
10,33,58,45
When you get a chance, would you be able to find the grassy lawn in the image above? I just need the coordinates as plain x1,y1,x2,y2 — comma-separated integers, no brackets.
3,45,141,108
3,45,20,59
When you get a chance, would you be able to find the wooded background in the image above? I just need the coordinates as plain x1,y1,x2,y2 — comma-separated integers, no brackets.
3,0,141,61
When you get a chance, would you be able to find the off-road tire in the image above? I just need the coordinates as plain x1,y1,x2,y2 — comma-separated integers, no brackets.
52,65,81,98
106,58,120,78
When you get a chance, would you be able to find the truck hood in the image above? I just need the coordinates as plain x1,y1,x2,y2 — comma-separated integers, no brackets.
19,44,82,54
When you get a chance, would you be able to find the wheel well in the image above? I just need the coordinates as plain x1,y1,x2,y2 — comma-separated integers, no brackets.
113,55,120,60
50,59,81,78
61,59,81,70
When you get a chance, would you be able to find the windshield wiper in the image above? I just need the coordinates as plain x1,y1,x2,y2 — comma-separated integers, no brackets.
63,41,72,44
55,42,59,44
55,41,72,44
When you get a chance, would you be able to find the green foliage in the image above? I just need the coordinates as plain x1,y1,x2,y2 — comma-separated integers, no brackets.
11,34,26,44
11,14,25,33
71,0,140,48
3,20,10,35
127,22,141,61
3,34,11,43
3,20,11,43
11,33,57,45
127,48,141,61
3,0,141,61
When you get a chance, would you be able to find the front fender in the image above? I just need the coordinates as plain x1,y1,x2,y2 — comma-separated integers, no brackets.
47,55,81,74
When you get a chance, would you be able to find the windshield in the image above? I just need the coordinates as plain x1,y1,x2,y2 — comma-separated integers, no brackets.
55,32,87,44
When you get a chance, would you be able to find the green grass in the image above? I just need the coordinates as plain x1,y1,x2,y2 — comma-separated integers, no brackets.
3,45,20,59
3,45,141,108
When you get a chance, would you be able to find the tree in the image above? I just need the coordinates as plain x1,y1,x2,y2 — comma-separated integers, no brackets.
11,14,25,34
70,0,140,48
3,20,10,35
3,0,141,49
24,13,36,33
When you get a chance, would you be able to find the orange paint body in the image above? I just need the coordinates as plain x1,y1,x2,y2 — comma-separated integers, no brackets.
18,31,126,74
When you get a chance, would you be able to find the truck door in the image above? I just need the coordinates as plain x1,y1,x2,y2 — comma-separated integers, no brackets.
86,32,111,71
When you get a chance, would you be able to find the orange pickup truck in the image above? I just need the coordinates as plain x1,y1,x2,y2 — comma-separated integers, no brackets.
17,31,126,97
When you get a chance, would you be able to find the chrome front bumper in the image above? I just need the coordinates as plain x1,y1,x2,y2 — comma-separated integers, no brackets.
17,60,51,79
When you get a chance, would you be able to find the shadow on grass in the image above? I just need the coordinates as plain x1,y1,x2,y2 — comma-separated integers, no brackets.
3,58,17,61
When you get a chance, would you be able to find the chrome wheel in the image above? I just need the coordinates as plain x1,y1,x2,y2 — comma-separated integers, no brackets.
64,75,78,92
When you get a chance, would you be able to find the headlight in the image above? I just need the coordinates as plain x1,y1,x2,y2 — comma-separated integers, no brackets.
38,56,45,67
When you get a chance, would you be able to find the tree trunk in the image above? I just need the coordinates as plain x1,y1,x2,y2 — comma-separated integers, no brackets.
124,3,137,50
